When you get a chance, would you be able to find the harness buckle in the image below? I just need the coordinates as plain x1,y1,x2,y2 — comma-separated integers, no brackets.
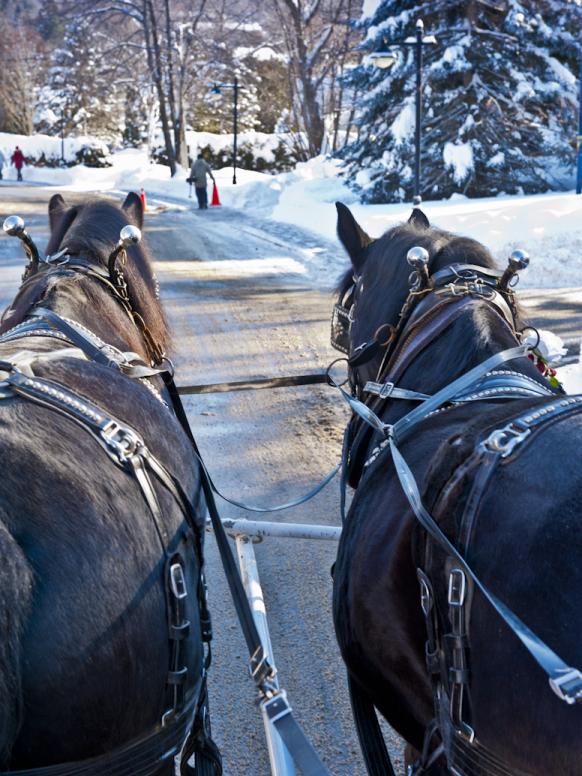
379,381,395,399
249,645,277,693
482,424,531,458
169,563,188,600
417,571,433,616
100,420,142,461
262,690,292,724
447,568,466,608
549,668,582,705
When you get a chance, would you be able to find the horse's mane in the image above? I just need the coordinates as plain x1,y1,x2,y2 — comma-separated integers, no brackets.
2,199,171,354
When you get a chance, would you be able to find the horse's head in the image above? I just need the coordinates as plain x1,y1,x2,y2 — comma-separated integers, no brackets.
334,202,512,386
3,193,170,364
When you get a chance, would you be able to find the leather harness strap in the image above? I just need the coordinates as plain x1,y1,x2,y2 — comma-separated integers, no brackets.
0,363,219,776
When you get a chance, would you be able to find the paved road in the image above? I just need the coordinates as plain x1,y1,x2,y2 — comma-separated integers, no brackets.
0,183,581,775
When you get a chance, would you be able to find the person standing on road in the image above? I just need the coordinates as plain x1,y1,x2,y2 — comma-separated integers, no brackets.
11,146,25,181
0,149,5,180
189,153,215,210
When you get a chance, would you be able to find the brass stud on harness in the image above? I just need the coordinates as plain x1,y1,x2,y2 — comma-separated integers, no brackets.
406,245,430,290
499,248,529,291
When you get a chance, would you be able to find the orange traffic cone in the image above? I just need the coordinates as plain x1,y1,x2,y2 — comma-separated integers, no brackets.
211,182,221,206
140,188,147,211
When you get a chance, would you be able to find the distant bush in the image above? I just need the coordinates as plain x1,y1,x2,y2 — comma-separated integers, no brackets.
74,144,112,167
152,136,299,173
22,143,112,168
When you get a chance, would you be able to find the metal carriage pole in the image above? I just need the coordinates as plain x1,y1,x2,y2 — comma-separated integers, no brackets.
235,535,296,776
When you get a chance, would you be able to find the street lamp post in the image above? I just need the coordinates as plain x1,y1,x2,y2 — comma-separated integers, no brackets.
370,18,436,205
210,77,240,185
233,76,238,185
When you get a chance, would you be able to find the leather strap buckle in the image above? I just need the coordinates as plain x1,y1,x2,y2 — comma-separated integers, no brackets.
170,563,188,600
448,568,466,607
549,668,582,705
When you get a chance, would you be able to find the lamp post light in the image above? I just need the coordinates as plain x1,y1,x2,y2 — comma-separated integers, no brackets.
210,76,240,184
371,18,436,205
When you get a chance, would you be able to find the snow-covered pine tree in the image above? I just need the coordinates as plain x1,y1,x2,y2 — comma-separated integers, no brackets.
37,16,127,142
341,0,581,203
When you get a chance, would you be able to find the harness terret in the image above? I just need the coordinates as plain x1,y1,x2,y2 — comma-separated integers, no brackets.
331,245,582,775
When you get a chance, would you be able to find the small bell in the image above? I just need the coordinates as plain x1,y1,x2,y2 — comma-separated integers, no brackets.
499,248,529,291
406,245,430,289
107,225,142,276
2,215,41,267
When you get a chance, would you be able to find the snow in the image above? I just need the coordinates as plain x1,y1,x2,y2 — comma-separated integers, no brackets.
443,141,474,184
361,0,382,19
5,135,582,296
185,130,294,164
0,131,109,165
390,101,415,145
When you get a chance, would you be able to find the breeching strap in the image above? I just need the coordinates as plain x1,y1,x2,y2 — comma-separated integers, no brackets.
164,376,332,776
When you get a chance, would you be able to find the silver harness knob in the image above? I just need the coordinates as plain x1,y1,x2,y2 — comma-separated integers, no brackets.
407,245,430,289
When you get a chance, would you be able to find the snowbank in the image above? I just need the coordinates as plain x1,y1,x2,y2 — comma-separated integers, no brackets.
5,140,582,291
185,130,295,165
0,131,109,166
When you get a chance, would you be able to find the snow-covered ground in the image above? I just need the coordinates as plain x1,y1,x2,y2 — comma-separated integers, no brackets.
4,147,582,291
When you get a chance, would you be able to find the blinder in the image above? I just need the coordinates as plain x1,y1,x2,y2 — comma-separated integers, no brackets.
330,279,357,355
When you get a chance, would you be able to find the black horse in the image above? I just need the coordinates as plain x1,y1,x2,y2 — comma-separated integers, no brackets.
332,203,582,775
0,194,216,775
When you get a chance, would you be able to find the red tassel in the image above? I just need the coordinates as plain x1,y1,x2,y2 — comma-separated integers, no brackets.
140,188,147,211
211,182,221,206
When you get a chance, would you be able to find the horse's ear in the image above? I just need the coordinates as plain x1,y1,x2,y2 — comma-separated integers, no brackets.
122,192,144,229
408,208,430,229
48,194,67,232
336,202,372,271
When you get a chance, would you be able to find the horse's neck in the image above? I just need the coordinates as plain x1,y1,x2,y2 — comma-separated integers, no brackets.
43,277,147,358
379,306,541,426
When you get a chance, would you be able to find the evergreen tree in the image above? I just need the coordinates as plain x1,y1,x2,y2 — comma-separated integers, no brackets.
341,0,581,203
37,16,126,140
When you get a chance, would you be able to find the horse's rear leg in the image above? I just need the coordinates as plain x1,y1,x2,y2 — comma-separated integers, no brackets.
0,519,33,767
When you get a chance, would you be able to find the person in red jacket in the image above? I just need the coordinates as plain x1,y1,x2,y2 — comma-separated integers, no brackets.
11,146,25,181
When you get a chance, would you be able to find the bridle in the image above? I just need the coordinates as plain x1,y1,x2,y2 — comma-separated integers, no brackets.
331,246,529,401
3,216,166,368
